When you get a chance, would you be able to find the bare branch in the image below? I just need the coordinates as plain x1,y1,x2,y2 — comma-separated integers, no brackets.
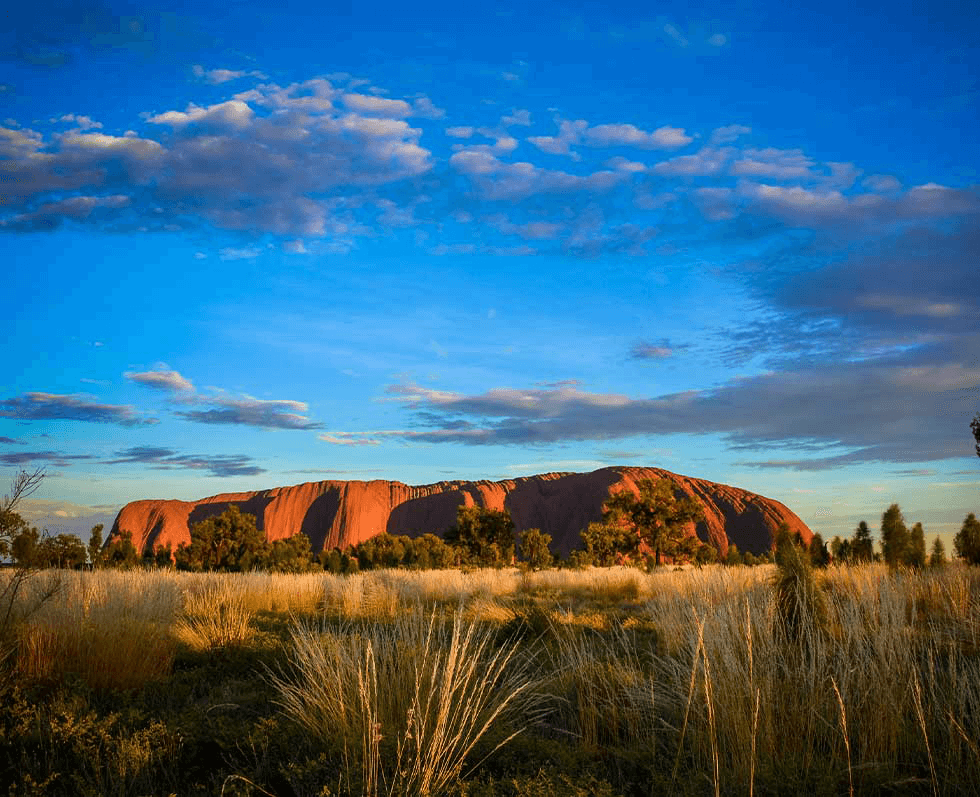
2,467,45,513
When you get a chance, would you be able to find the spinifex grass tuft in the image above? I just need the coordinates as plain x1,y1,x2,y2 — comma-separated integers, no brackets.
173,580,255,651
270,607,544,796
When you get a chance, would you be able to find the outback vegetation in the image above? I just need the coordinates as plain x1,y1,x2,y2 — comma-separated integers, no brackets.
3,455,980,795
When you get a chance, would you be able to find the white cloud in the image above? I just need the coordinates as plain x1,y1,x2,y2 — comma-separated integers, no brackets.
709,124,751,145
730,147,814,180
863,174,902,192
218,245,263,260
450,149,622,200
529,118,692,158
342,93,413,118
58,114,103,130
147,100,254,129
663,23,689,47
192,65,267,84
446,126,474,138
708,33,728,47
283,239,308,254
501,109,532,126
412,96,445,119
583,123,692,150
692,186,736,220
606,156,647,172
652,147,731,176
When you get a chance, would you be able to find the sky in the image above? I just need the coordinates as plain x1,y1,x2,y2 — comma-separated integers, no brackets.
2,0,978,549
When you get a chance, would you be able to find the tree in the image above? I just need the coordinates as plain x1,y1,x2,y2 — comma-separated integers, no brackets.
518,528,554,571
808,533,830,568
10,527,40,567
444,506,516,567
695,543,719,566
602,479,703,566
1,468,53,644
830,535,852,564
851,521,875,563
35,534,87,569
954,513,980,565
907,522,927,569
88,524,104,569
1,468,43,559
579,521,635,566
266,533,314,573
929,536,946,568
174,505,267,572
972,414,980,458
725,542,743,566
880,504,910,568
104,531,140,569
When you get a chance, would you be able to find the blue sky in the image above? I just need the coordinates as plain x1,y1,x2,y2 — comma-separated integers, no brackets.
2,0,978,548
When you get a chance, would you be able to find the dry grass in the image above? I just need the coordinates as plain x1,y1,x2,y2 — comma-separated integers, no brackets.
13,570,179,690
269,607,543,796
6,562,980,793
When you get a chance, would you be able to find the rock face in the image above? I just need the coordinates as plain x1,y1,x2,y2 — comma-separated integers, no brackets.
110,467,811,558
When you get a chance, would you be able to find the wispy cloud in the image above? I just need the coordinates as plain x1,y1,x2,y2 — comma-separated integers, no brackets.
630,340,683,360
319,433,381,446
192,65,267,84
0,450,95,466
176,395,321,430
105,446,264,477
0,393,154,426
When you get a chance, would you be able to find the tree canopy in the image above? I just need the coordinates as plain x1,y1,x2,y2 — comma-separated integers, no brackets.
602,479,703,566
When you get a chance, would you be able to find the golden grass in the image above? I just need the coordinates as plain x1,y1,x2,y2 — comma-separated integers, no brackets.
14,570,179,690
5,562,980,793
269,607,542,796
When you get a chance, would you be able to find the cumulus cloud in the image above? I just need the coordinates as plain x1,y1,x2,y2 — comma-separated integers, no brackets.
1,77,433,238
709,124,751,145
730,147,814,180
412,96,445,119
342,93,412,117
863,174,902,192
583,123,692,149
652,147,732,176
125,369,194,392
105,446,264,477
501,109,532,126
450,148,621,200
175,395,321,430
529,118,692,158
0,393,154,426
57,113,102,129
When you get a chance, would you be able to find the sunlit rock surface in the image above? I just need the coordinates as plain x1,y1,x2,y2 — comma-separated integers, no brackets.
110,466,812,557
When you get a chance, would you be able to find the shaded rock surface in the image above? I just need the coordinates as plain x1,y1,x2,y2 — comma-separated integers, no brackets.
110,466,812,558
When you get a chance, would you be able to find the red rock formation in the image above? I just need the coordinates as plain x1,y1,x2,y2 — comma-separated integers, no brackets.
110,466,812,558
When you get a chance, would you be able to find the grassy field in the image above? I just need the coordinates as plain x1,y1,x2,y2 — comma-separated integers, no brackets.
2,563,980,795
